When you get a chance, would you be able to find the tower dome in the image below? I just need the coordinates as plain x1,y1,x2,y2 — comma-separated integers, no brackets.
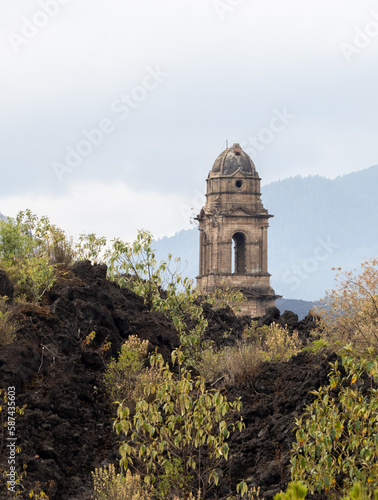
211,143,258,177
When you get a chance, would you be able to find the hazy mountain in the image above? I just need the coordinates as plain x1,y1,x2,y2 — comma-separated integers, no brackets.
153,165,378,303
276,298,322,319
0,213,6,221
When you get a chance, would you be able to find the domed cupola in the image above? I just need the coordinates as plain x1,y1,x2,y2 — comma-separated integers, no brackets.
211,143,258,177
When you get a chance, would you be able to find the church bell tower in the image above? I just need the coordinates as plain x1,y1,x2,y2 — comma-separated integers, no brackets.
196,143,279,317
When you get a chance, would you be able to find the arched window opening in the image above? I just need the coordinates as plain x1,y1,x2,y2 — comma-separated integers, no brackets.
232,232,246,274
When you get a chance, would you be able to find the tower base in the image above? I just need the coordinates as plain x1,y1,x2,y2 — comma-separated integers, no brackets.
237,287,281,318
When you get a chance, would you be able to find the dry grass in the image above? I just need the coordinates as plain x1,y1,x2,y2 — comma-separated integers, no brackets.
199,343,264,385
92,464,203,500
199,323,302,385
92,465,152,500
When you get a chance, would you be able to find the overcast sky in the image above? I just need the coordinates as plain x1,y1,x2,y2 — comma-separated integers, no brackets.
1,0,378,241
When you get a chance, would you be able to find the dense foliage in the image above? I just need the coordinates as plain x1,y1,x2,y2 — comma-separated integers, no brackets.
291,347,378,496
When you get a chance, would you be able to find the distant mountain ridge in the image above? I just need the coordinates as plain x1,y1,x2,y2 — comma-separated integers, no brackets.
153,165,378,304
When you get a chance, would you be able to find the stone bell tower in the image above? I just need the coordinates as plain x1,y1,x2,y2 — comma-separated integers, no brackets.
196,143,279,317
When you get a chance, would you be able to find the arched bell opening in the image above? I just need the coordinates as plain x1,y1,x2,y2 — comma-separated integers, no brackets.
232,232,246,274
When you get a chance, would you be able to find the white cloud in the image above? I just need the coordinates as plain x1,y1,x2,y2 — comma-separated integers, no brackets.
0,181,195,242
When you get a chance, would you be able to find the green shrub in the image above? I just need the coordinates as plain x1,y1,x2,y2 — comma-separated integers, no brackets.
153,457,193,500
75,233,107,264
243,321,302,362
16,253,56,303
0,210,75,302
272,481,378,500
274,482,308,500
0,297,17,346
114,348,244,498
103,335,150,406
341,482,378,500
291,346,378,497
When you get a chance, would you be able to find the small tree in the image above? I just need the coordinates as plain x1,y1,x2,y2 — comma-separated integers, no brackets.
317,259,378,354
0,210,66,301
291,345,378,497
75,232,107,264
114,348,244,498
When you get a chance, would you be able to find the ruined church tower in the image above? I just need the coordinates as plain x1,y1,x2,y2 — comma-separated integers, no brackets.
196,143,279,317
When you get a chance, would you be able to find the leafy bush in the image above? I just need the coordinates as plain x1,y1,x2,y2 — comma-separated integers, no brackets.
103,335,151,407
291,345,378,497
244,321,302,362
272,481,378,500
0,210,75,301
114,348,244,498
317,259,378,354
75,233,107,264
341,482,378,500
274,482,308,500
16,253,56,303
